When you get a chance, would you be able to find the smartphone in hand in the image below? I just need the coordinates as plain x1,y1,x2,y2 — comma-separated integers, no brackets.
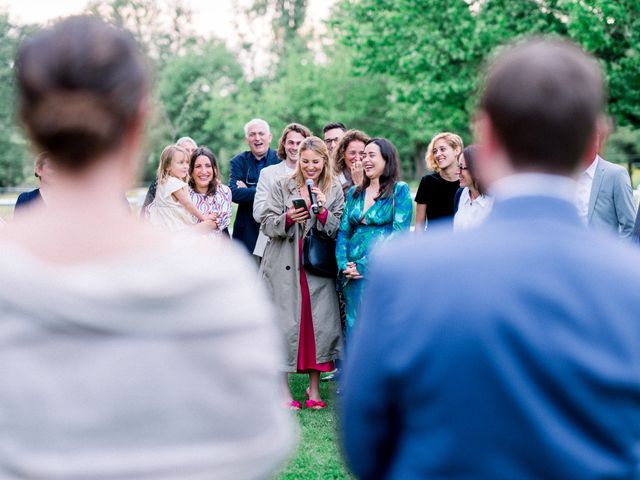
291,198,308,211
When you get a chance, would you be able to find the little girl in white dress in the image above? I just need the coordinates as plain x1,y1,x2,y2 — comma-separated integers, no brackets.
148,145,216,232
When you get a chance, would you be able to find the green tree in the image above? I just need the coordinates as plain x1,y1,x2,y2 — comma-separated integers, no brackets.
0,12,33,188
331,0,640,177
87,0,197,67
564,0,640,126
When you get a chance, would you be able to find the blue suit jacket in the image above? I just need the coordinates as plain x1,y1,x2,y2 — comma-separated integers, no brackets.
228,148,280,253
341,195,640,480
587,156,635,238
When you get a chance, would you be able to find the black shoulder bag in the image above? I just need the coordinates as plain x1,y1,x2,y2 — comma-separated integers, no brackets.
302,222,338,278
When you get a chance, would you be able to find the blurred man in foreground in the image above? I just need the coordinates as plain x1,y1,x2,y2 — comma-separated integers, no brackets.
341,38,640,480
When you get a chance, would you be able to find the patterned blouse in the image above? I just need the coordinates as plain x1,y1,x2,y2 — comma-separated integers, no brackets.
189,183,232,233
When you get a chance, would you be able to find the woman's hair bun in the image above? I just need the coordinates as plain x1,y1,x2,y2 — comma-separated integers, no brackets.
16,16,149,171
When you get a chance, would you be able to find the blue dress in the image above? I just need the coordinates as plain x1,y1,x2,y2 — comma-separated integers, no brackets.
335,182,413,334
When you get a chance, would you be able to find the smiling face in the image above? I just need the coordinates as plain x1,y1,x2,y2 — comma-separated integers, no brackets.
192,155,214,192
432,139,459,172
431,138,459,170
246,121,272,158
299,148,326,182
344,140,365,169
285,130,305,163
169,151,189,181
363,142,386,180
457,152,472,188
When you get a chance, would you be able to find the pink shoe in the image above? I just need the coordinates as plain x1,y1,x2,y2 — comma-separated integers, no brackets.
305,399,326,410
285,400,302,411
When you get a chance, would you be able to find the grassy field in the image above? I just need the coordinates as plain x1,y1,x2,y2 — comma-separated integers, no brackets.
276,374,352,480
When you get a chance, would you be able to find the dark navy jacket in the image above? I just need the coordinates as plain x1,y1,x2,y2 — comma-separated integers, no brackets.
14,189,42,218
228,148,280,253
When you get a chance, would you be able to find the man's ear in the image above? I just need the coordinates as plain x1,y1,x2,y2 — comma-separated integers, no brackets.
473,111,513,188
579,120,601,170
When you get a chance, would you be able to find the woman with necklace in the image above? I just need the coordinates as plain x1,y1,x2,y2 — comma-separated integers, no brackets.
336,138,413,335
414,132,463,231
188,146,232,236
259,136,344,410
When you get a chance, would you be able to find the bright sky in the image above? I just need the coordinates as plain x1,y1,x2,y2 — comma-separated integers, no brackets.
0,0,335,44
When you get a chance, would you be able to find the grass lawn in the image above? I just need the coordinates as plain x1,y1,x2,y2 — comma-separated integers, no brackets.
275,374,353,480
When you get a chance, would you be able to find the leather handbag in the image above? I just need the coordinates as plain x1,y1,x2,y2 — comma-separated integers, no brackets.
302,225,338,278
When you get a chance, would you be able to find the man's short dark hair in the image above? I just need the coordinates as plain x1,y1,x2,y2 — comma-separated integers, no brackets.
480,38,604,174
323,122,347,134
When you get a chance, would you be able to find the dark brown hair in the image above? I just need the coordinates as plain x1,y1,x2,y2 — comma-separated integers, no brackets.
323,122,346,134
355,138,400,201
189,146,220,197
459,145,485,195
276,123,312,160
16,16,149,171
479,38,603,174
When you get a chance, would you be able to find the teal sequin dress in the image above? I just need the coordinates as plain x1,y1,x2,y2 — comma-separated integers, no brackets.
336,182,413,334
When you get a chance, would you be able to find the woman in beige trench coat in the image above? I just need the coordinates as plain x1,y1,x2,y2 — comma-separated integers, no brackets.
260,136,344,410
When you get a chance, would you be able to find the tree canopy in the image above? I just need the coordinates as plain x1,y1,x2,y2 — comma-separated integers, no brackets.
0,0,638,187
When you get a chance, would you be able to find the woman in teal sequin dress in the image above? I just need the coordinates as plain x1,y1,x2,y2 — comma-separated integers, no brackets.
336,138,413,334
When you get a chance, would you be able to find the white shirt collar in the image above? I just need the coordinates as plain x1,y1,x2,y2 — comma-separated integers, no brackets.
490,173,577,203
583,156,599,179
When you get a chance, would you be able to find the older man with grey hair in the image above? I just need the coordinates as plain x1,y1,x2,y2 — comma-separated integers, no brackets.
140,136,198,214
229,118,280,255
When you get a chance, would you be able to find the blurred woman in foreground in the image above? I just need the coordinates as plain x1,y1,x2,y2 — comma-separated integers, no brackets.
0,16,292,479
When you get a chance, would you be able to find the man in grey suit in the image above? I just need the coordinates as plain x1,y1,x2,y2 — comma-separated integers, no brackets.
576,139,635,238
253,123,312,259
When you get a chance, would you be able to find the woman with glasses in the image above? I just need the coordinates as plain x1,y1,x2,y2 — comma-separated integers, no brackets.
333,130,370,196
454,145,494,231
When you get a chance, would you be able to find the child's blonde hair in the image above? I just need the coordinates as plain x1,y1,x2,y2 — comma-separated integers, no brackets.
157,144,189,183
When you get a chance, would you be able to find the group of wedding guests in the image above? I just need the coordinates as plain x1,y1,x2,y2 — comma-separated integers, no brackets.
5,15,640,480
217,118,493,411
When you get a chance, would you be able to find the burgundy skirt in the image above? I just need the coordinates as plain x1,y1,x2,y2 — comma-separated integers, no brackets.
296,237,334,373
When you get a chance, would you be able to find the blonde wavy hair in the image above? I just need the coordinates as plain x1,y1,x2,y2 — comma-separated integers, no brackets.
156,144,189,183
426,132,464,172
292,136,333,194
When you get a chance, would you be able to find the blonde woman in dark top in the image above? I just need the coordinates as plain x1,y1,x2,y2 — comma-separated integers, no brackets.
414,132,463,231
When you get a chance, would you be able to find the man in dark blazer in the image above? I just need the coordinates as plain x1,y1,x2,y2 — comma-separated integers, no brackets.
341,39,640,480
229,118,280,254
14,153,51,219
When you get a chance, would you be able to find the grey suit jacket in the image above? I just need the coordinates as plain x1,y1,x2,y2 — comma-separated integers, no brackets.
588,156,636,238
252,161,290,257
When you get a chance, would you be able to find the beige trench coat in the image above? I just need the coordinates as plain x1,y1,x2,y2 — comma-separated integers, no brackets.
259,176,344,372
